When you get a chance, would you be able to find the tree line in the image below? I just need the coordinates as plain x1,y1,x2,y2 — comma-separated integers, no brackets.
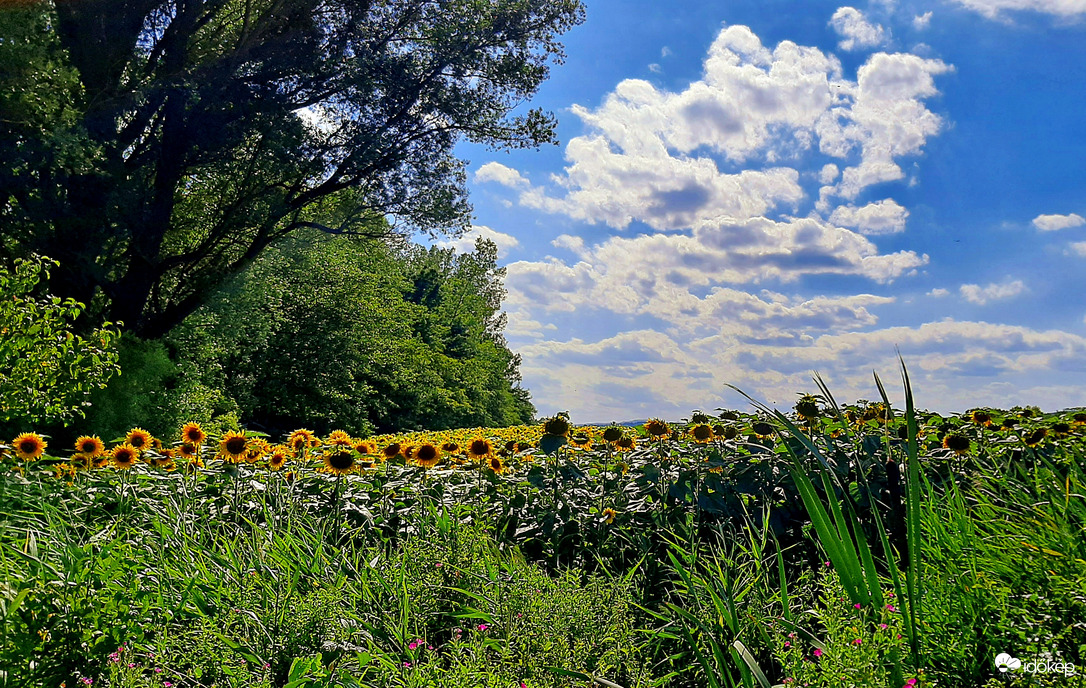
0,0,584,437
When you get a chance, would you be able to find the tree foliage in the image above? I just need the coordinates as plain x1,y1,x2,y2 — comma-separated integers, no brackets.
0,256,120,429
86,232,534,436
0,0,583,337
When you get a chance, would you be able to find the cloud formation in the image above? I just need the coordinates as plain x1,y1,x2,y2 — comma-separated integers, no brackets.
947,0,1086,18
435,225,520,258
1033,212,1085,231
830,7,889,51
959,279,1027,305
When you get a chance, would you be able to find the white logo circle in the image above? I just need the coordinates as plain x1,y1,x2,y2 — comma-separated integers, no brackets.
995,653,1022,672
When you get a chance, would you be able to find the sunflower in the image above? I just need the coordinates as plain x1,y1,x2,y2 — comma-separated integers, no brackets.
382,442,403,461
486,455,507,475
1073,413,1086,426
942,434,970,455
441,441,460,453
402,444,416,461
644,419,670,437
125,428,153,451
751,422,775,439
414,443,441,469
690,424,714,443
323,449,356,476
795,395,820,420
467,438,493,462
719,410,739,421
74,436,105,457
602,508,617,525
267,446,290,471
326,430,353,447
178,442,200,460
353,439,376,455
602,426,623,443
70,454,92,471
245,437,271,463
181,422,207,445
92,454,110,470
111,444,140,470
1051,422,1072,438
288,429,319,452
543,415,571,437
970,410,992,427
220,431,249,462
1024,428,1047,447
614,437,636,451
13,433,47,460
570,434,592,450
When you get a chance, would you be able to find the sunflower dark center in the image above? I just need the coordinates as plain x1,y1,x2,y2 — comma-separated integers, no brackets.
470,440,489,455
19,439,39,454
225,437,247,455
693,425,713,440
417,445,438,462
328,452,354,470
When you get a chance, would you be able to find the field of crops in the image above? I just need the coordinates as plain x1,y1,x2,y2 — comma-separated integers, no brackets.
2,385,1085,688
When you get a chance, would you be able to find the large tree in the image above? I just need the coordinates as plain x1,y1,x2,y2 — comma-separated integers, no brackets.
0,0,582,337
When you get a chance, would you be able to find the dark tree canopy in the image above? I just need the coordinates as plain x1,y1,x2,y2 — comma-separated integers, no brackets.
0,0,583,337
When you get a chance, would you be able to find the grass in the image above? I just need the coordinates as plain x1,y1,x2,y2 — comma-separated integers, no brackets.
2,373,1085,688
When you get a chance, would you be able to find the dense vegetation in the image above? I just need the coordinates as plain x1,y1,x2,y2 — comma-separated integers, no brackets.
2,384,1084,688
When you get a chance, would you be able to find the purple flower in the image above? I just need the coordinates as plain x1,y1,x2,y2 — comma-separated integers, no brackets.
813,648,823,658
852,639,862,645
477,623,489,632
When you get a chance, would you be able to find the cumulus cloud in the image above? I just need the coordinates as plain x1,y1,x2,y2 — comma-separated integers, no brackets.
959,279,1026,305
1067,241,1086,257
927,287,950,297
502,23,950,232
829,199,910,234
474,162,530,188
913,11,934,28
434,225,520,258
830,7,889,51
947,0,1086,18
1032,212,1085,231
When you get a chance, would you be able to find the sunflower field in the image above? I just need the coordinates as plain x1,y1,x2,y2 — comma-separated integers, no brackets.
2,379,1085,688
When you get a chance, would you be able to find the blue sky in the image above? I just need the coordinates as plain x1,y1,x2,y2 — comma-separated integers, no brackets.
438,0,1086,422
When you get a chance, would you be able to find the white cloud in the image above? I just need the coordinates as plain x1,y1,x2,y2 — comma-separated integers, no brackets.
648,63,663,74
434,225,520,258
830,7,889,51
927,287,950,297
1032,212,1085,231
474,162,530,188
959,279,1026,305
1067,241,1086,257
913,11,934,28
819,163,840,184
947,0,1086,18
829,198,910,234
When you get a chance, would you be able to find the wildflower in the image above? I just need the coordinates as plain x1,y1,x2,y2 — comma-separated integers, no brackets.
879,623,888,629
602,508,617,524
783,641,791,648
408,640,421,650
886,604,897,612
854,603,862,609
852,639,862,645
477,623,489,631
813,648,823,658
12,433,47,460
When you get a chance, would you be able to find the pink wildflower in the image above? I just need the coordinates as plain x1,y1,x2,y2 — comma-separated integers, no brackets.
813,648,823,658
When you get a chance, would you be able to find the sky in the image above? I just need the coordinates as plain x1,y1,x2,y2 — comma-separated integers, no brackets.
437,0,1086,422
